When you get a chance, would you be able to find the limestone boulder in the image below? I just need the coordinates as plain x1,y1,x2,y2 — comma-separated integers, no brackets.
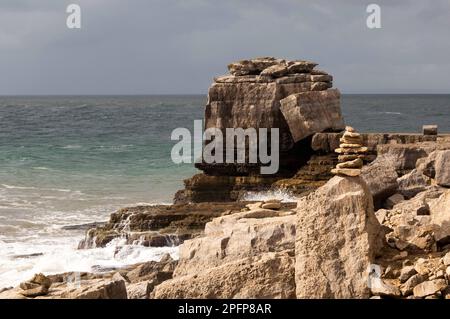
382,187,444,252
251,57,283,72
385,193,405,209
400,274,426,296
397,168,432,199
286,60,317,74
435,150,450,187
0,287,27,299
57,278,128,299
399,266,417,283
125,254,176,283
279,89,344,143
370,280,401,298
416,151,438,178
126,282,150,299
413,279,447,298
295,176,383,298
153,251,295,299
429,189,450,245
260,64,288,77
376,143,436,174
361,155,399,208
227,60,258,76
174,211,296,277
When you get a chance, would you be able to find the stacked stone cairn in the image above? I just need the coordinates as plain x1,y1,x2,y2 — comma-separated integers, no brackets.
331,126,368,177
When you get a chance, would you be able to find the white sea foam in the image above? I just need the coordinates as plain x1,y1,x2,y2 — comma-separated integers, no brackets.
241,189,298,202
0,236,179,289
1,184,37,190
1,184,72,193
0,196,177,289
61,145,83,149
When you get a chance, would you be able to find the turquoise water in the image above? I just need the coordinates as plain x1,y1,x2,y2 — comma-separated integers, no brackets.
0,94,449,288
0,96,204,209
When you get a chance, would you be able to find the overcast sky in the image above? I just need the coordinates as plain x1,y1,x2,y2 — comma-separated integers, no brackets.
1,0,449,95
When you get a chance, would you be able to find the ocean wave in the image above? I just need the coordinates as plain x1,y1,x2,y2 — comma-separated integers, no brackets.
1,184,36,190
0,238,179,289
96,144,135,150
61,145,83,149
1,184,75,193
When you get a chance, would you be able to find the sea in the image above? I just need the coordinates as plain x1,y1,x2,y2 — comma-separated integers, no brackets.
0,94,449,288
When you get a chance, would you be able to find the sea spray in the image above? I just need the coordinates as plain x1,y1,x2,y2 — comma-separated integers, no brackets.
0,236,179,289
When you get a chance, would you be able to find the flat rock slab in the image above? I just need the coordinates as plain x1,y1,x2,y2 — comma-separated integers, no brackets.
280,89,344,143
153,252,296,299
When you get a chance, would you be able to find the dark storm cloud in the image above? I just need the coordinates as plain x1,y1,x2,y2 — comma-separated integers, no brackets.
0,0,449,94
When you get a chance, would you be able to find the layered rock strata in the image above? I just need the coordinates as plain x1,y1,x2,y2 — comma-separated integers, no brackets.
203,57,339,164
78,203,247,249
153,200,297,298
178,131,450,203
177,57,344,203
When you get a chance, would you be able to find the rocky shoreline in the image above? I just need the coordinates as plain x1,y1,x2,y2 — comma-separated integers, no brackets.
2,57,450,299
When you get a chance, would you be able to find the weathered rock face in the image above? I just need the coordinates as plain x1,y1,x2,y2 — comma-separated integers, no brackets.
376,142,437,175
182,57,342,203
174,210,296,277
178,63,450,204
153,251,296,299
280,89,344,143
0,255,177,300
429,189,450,245
312,133,441,160
78,203,246,249
152,202,297,298
204,76,333,154
382,187,444,252
18,273,52,298
56,278,128,299
371,248,450,299
413,279,447,298
226,57,317,77
397,168,432,199
396,147,450,199
174,173,285,203
435,150,450,187
361,155,399,208
295,176,383,298
0,274,128,299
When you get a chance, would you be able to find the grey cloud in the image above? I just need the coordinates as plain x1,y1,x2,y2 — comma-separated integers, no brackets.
0,0,449,94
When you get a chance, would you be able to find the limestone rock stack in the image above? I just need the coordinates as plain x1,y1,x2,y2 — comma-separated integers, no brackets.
331,126,368,177
206,57,343,161
176,56,345,203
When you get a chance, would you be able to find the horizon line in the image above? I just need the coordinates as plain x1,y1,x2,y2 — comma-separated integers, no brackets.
1,92,450,97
